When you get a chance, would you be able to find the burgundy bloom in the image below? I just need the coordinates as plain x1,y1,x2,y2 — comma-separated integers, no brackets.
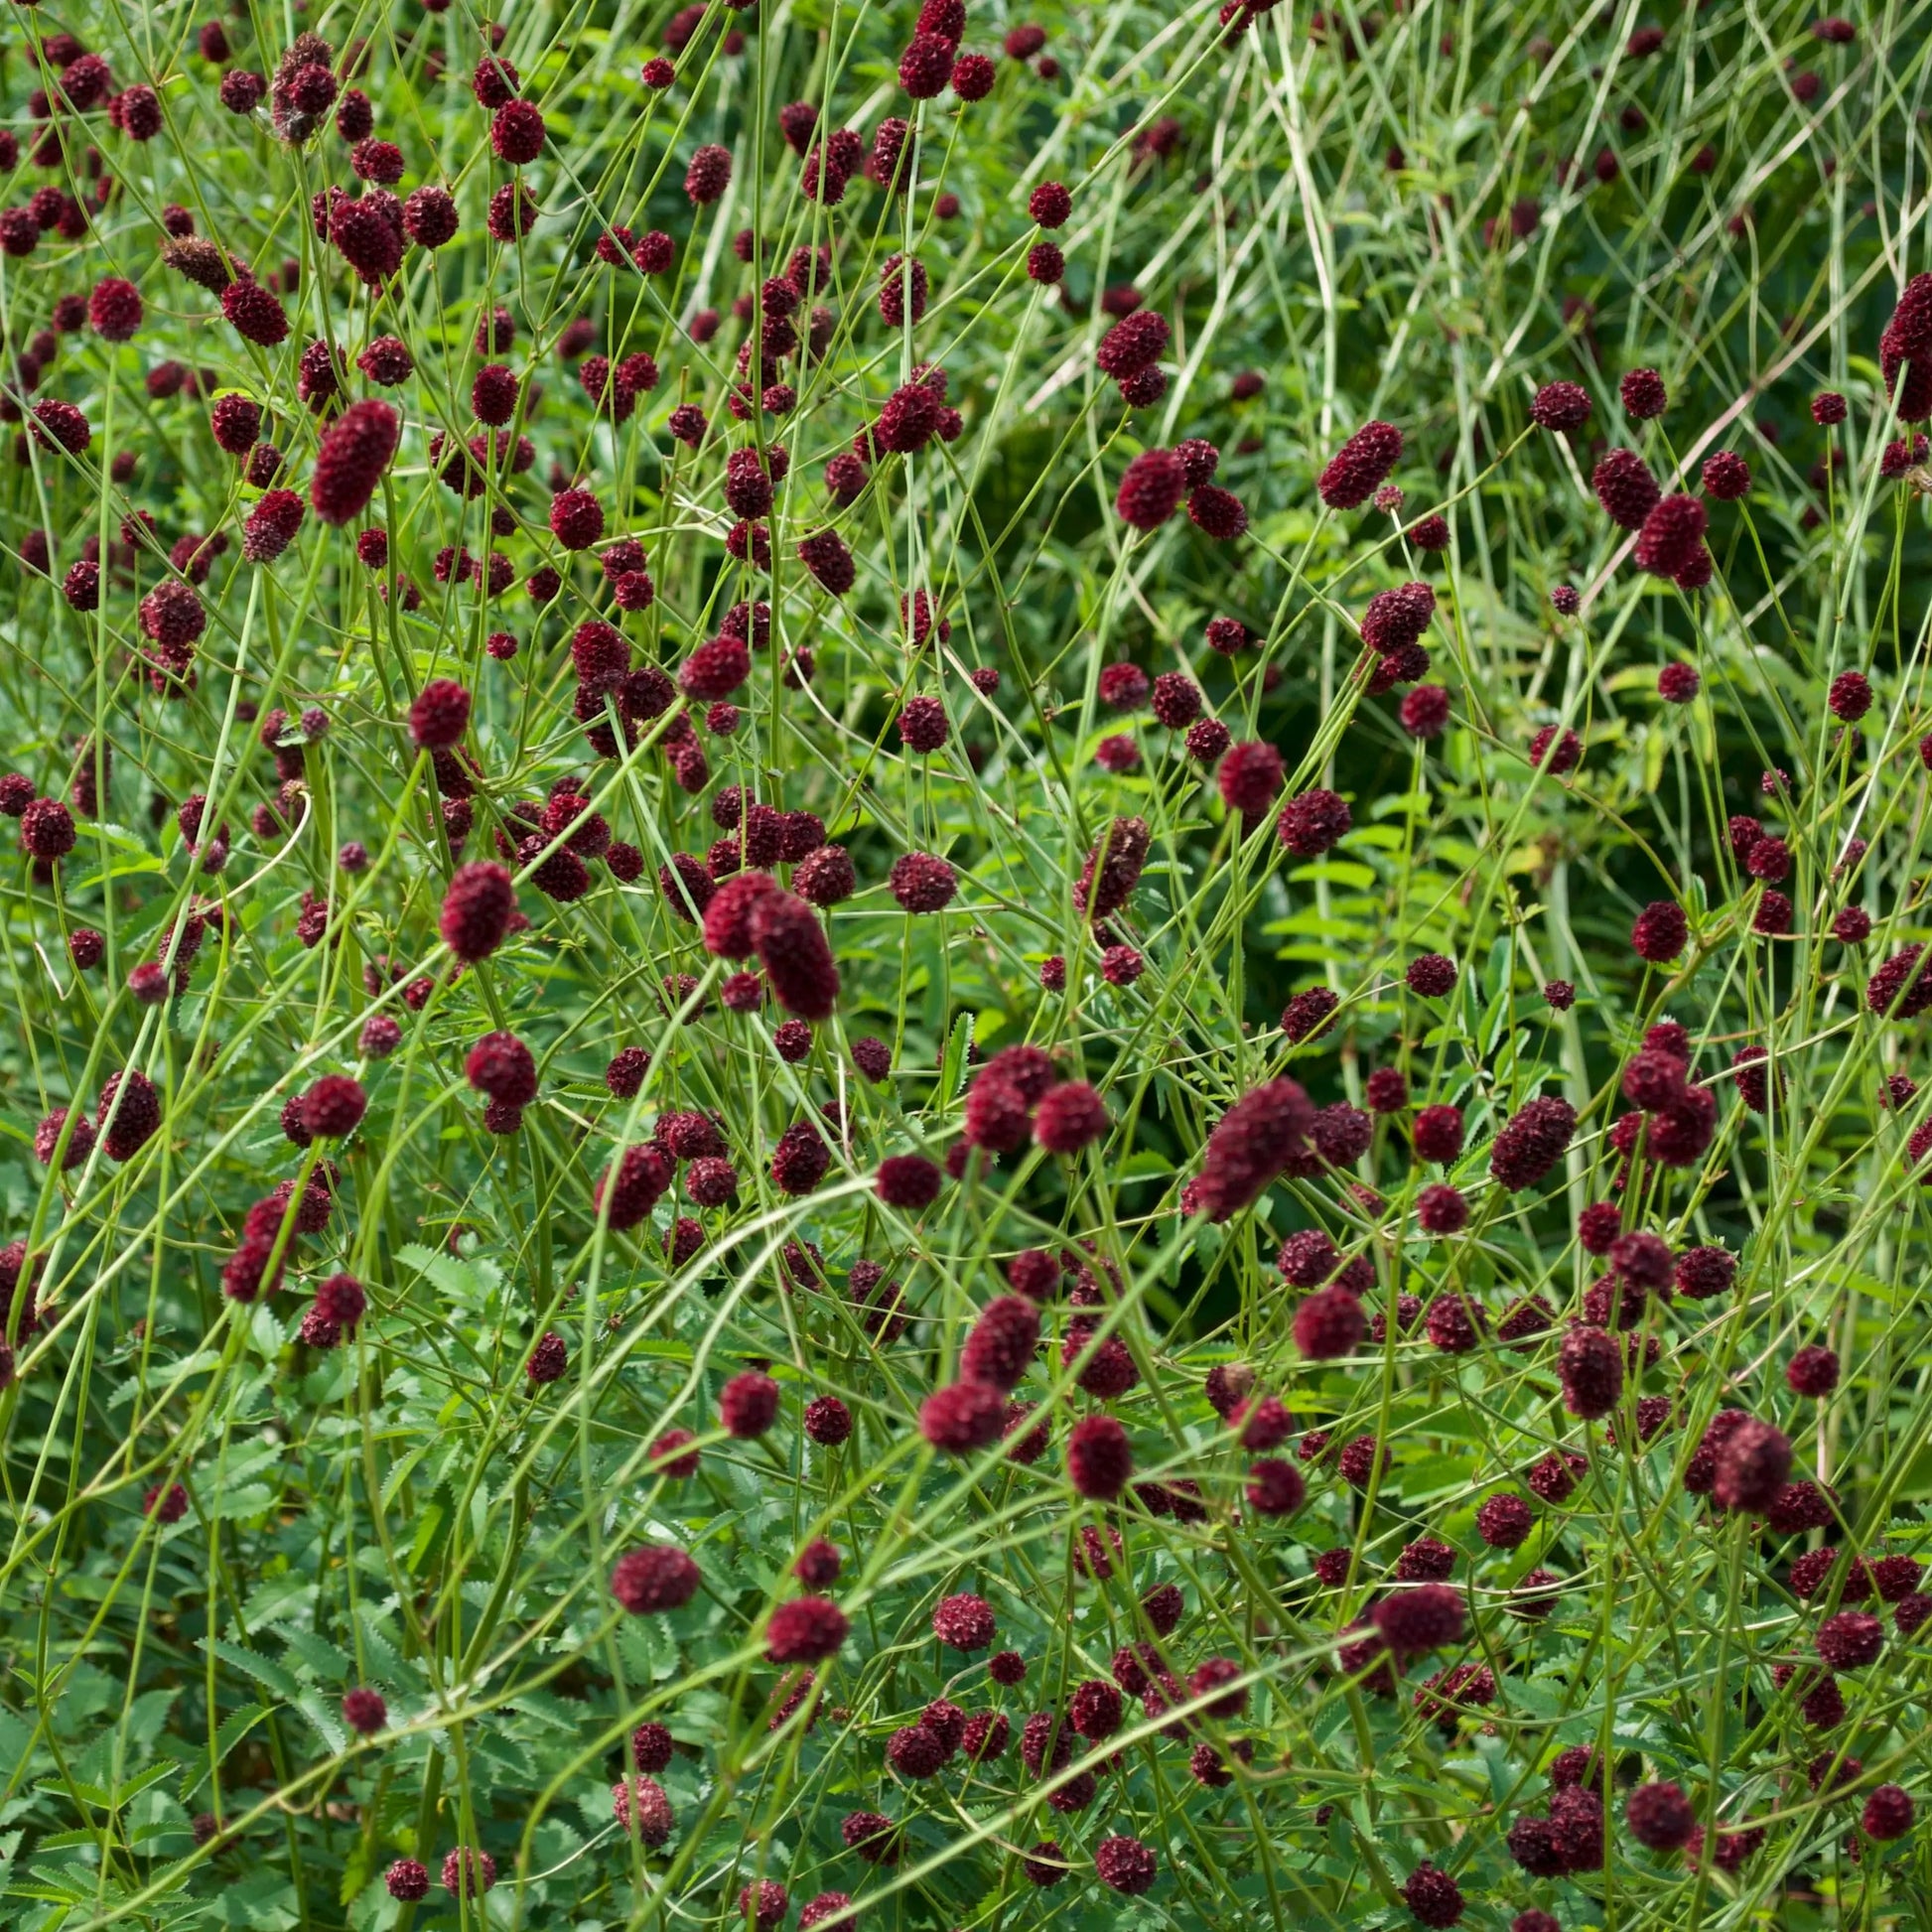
889,851,956,911
1034,1082,1107,1153
1066,1414,1132,1498
1115,449,1184,530
1592,448,1661,528
919,1379,1007,1451
1095,1836,1158,1895
1631,899,1689,962
1318,421,1403,508
1558,1324,1622,1419
1620,367,1667,419
877,1153,942,1208
611,1544,701,1613
1787,1344,1840,1396
409,678,471,750
1863,1785,1915,1841
1530,380,1592,432
750,889,840,1022
1193,1078,1314,1221
302,1074,366,1139
1295,1286,1364,1359
1702,450,1751,499
1634,493,1708,578
1278,786,1351,856
932,1592,996,1649
1627,1780,1695,1851
1488,1095,1577,1190
441,863,516,962
1402,1863,1463,1927
1816,1610,1883,1669
685,143,732,204
310,399,400,524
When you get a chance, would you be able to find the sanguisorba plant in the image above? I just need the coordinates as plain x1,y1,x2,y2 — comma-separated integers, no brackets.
4,0,1932,1926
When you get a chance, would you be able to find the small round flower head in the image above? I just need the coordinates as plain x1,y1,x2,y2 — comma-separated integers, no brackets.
1095,1836,1158,1895
408,678,472,752
1863,1784,1915,1841
525,1331,567,1384
1405,1102,1463,1164
88,276,144,343
685,143,732,204
302,1075,366,1139
1026,239,1064,283
342,1687,387,1735
1620,367,1667,419
1635,492,1709,577
1713,1418,1791,1511
611,1544,701,1614
876,1153,942,1209
221,280,291,346
720,1370,780,1438
1627,1780,1696,1851
1700,449,1752,500
1318,420,1403,508
1115,448,1185,529
897,695,949,753
1488,1095,1576,1190
801,1394,852,1446
726,1881,789,1932
1405,952,1456,997
1592,448,1662,528
889,851,956,912
1813,390,1849,425
1065,1414,1131,1498
440,863,516,963
385,1861,429,1901
1475,1491,1533,1549
1372,1582,1464,1659
547,485,605,550
1403,1863,1463,1928
462,1031,537,1114
791,1539,841,1589
1034,1082,1108,1154
1786,1343,1840,1397
1188,483,1249,539
1416,1183,1467,1235
310,399,400,525
1674,1243,1735,1300
1829,669,1872,721
1344,1073,1403,1130
915,1361,1015,1448
765,1594,848,1664
1816,1608,1884,1669
1658,662,1700,702
1558,1324,1622,1418
1630,899,1689,963
1527,724,1582,775
1294,1285,1364,1359
1550,584,1582,616
897,31,956,96
441,1849,496,1899
19,798,76,862
932,1591,996,1650
1215,742,1284,820
1530,380,1592,432
490,98,545,162
1400,684,1451,737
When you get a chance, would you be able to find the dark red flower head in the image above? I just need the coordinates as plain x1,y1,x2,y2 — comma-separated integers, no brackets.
1318,421,1402,508
311,399,400,524
1530,380,1591,432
